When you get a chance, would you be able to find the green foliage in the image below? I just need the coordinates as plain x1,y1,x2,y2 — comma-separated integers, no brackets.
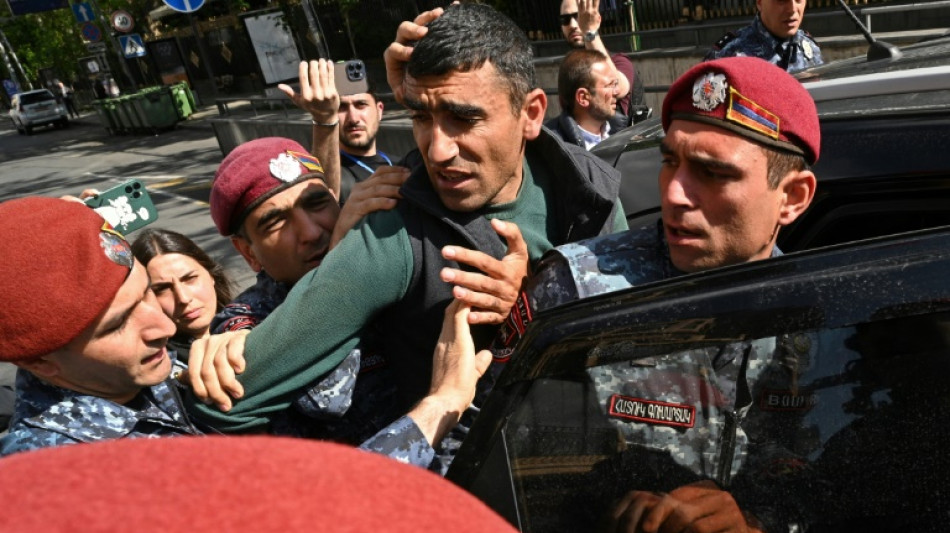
1,9,85,82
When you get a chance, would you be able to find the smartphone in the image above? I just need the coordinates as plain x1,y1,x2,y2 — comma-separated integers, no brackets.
84,179,159,235
334,59,369,96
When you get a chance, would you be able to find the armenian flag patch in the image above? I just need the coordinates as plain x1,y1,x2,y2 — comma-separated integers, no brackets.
726,87,780,140
287,150,324,174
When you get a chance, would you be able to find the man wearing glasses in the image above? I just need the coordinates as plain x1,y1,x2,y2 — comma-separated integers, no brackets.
559,0,646,126
546,49,621,150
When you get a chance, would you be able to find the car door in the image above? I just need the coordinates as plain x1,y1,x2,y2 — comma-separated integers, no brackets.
448,226,950,533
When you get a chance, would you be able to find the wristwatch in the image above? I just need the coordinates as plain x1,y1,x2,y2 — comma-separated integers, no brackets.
584,30,598,42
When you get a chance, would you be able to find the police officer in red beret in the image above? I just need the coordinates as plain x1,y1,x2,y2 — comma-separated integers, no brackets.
0,197,491,461
516,57,820,532
0,197,201,457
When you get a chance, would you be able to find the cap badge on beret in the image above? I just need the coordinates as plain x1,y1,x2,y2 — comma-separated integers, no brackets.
99,223,133,270
692,72,727,112
270,153,304,183
269,150,326,183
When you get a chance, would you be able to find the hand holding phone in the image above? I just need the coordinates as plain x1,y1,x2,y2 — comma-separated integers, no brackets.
84,179,158,235
334,59,369,96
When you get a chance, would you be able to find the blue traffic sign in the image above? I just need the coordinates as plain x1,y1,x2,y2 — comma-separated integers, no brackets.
71,2,93,22
119,34,147,58
161,0,204,14
80,22,102,43
8,0,68,16
3,79,18,98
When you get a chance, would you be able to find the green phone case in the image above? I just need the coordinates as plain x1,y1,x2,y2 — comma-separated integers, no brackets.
84,179,159,235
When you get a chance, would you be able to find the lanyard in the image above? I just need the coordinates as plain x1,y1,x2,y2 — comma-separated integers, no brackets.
340,150,393,175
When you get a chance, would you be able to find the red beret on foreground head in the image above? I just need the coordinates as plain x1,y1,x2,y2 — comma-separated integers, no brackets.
0,197,132,362
210,137,326,236
0,436,518,533
662,56,820,165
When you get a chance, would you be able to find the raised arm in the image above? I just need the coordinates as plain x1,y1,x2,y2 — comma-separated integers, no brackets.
279,60,342,199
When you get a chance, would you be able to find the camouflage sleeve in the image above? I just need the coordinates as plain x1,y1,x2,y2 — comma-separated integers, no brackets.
210,303,262,334
358,415,437,471
0,426,79,457
525,251,581,314
293,348,359,420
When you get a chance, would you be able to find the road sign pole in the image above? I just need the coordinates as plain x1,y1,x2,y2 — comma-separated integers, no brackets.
0,27,31,90
85,0,137,91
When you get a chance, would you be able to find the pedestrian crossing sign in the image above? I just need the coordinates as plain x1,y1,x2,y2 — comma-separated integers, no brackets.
119,34,147,58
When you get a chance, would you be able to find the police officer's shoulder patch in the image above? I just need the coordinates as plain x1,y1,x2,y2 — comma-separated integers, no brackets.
714,31,737,50
608,394,696,428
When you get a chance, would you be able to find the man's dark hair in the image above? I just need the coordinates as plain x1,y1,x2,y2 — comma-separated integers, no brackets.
765,148,807,189
557,49,608,114
407,3,538,115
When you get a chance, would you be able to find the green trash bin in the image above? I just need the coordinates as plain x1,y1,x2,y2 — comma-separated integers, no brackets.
101,99,121,134
108,97,131,134
91,100,118,135
168,83,194,120
135,87,180,132
120,95,146,133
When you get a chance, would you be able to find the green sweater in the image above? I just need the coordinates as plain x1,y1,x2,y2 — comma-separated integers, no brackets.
187,160,626,431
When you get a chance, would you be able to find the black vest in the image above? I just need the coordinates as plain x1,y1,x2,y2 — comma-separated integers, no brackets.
374,129,622,412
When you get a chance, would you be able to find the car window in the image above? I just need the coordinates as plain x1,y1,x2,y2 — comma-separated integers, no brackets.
489,311,950,531
19,92,55,105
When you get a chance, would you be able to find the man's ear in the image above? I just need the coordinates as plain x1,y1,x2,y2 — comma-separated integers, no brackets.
17,356,61,379
522,87,547,141
778,169,816,226
576,88,591,109
231,235,263,273
376,100,384,119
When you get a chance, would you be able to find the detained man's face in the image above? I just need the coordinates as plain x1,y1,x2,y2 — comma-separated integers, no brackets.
404,62,532,212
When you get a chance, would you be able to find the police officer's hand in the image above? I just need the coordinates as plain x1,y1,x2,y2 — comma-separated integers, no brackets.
440,219,529,325
184,330,248,412
278,59,339,125
410,300,492,446
608,481,765,533
330,166,410,249
383,7,445,105
577,0,602,34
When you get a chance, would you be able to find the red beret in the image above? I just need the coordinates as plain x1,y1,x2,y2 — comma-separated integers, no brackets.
662,56,820,165
0,436,518,533
210,137,326,236
0,197,133,362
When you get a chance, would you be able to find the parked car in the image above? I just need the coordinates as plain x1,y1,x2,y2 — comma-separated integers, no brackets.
9,89,69,135
446,37,950,532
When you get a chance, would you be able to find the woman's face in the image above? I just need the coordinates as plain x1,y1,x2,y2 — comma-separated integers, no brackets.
146,253,218,339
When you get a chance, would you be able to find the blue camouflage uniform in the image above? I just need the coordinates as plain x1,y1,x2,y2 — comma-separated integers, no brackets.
211,271,291,334
209,270,439,471
0,370,200,457
706,14,823,73
520,222,818,529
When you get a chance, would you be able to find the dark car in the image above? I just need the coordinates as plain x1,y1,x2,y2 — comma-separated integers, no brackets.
446,38,950,532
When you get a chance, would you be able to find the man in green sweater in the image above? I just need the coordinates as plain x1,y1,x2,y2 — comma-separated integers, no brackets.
185,4,626,444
